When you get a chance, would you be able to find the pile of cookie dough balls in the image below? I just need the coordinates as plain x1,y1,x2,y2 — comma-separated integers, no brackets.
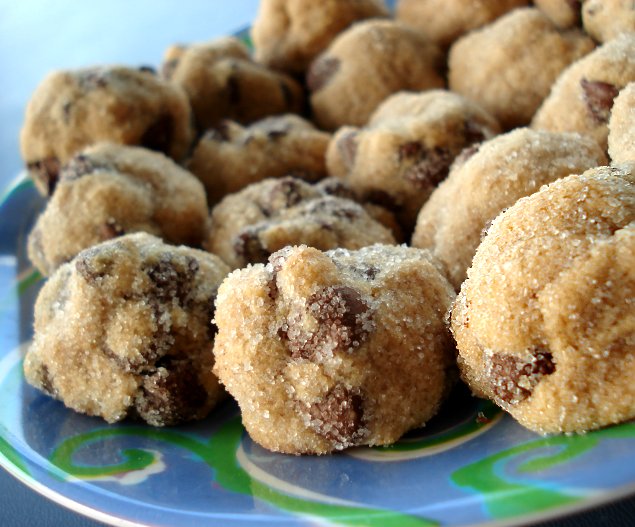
18,0,635,451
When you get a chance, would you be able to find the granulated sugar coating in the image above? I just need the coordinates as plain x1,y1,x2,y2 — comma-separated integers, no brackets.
451,164,635,434
608,83,635,164
412,128,607,289
532,33,635,151
206,177,396,269
213,244,456,454
24,233,230,426
28,143,209,277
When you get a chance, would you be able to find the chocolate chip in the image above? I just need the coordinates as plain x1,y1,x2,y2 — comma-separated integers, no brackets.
145,254,199,303
141,114,174,153
136,359,208,426
38,365,57,397
403,146,452,188
317,178,357,201
308,385,365,444
161,58,180,80
138,65,157,75
27,157,61,195
304,198,361,221
337,131,359,171
488,348,555,404
265,178,305,212
307,56,340,93
288,285,371,359
398,141,424,161
580,78,619,123
233,229,269,264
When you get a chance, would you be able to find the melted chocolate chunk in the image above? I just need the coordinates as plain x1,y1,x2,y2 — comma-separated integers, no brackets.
580,78,619,123
307,56,340,93
308,385,364,443
265,178,305,213
136,359,208,426
489,348,555,404
233,229,269,264
27,157,61,195
145,254,199,303
403,146,452,188
141,114,174,153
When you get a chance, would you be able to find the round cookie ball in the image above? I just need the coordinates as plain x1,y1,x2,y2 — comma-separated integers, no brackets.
187,114,330,205
206,177,396,269
327,90,501,231
213,244,456,454
448,8,594,130
583,0,635,43
24,233,231,426
608,83,635,163
161,38,304,133
534,0,582,29
532,33,635,151
451,164,635,434
396,0,528,49
20,66,193,196
252,0,388,75
307,19,444,130
412,128,607,289
28,143,208,277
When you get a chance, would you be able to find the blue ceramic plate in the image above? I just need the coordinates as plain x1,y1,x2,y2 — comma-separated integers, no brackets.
2,173,635,527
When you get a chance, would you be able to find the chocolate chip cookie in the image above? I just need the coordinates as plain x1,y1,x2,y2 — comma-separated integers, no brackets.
412,128,607,289
451,163,635,434
307,19,444,130
532,33,635,151
28,143,208,276
396,0,528,48
24,233,231,426
449,8,594,129
252,0,388,74
213,244,456,454
161,37,304,133
206,177,396,269
326,90,501,231
21,66,193,195
187,114,330,205
608,83,635,163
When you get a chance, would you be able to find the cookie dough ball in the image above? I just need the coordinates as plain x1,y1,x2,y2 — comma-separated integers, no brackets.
24,233,231,426
327,90,501,230
161,38,303,133
307,20,444,130
396,0,528,48
252,0,388,75
608,83,635,163
21,66,193,196
206,177,396,268
451,164,635,434
534,0,582,29
187,114,330,205
449,8,594,129
532,33,635,151
583,0,635,43
213,244,456,454
28,143,208,276
412,129,607,289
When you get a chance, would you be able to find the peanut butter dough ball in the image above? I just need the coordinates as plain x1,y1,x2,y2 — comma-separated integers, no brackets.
532,33,635,151
396,0,528,48
213,244,456,454
28,143,208,277
449,8,594,129
451,164,635,434
187,114,330,205
21,66,193,195
412,128,607,289
252,0,388,74
307,20,444,130
24,233,231,426
161,37,304,133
